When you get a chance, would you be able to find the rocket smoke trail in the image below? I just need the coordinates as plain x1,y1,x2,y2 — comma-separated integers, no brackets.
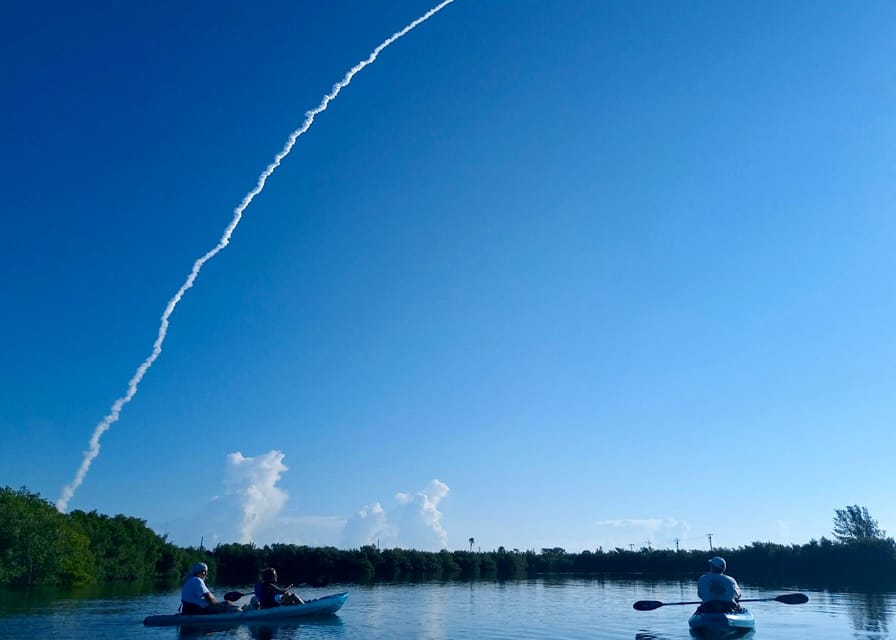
56,0,457,512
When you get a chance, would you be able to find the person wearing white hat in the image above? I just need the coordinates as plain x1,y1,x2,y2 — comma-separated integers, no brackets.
181,562,240,615
696,556,742,613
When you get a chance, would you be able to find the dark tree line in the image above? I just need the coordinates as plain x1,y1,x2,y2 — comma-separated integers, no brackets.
199,537,896,589
0,487,202,586
2,487,893,589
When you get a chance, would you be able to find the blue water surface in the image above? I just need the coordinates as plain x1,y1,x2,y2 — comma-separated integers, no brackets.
0,577,891,639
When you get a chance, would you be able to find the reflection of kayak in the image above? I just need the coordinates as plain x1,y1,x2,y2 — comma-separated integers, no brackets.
143,592,349,626
688,607,755,637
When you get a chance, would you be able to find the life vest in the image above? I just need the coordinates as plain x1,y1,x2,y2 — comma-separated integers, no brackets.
255,582,280,609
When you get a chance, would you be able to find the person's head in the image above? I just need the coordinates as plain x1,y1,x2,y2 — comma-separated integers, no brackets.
191,562,209,577
708,556,727,573
261,567,277,582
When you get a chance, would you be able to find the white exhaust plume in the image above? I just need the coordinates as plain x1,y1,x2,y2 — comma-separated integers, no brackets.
56,0,457,512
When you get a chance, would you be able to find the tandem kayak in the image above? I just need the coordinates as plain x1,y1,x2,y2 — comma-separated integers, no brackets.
688,607,755,637
143,591,349,626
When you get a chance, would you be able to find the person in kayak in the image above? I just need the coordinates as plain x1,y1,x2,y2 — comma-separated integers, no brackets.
181,562,241,615
697,556,743,613
256,567,305,608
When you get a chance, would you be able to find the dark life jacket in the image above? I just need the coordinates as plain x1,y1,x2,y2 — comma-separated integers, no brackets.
255,581,280,609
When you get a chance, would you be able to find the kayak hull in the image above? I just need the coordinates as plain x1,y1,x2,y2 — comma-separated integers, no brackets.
143,591,348,627
688,607,755,637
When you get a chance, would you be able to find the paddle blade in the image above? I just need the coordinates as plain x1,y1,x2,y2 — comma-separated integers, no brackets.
775,593,809,605
223,591,245,602
633,600,664,611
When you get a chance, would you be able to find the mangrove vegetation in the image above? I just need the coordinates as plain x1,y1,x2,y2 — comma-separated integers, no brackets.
2,486,893,589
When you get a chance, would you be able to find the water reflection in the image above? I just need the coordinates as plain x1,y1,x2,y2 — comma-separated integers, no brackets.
846,591,890,639
246,620,344,640
687,631,755,640
634,629,756,640
419,583,448,640
3,579,895,640
175,617,344,639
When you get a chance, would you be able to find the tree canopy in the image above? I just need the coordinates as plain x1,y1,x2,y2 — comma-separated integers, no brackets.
2,488,895,588
833,505,886,542
0,486,190,586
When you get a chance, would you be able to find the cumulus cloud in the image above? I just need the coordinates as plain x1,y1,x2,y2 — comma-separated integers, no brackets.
152,452,450,551
342,479,450,551
225,450,289,543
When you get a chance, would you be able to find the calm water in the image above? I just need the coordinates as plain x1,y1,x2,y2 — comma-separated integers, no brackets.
0,578,894,639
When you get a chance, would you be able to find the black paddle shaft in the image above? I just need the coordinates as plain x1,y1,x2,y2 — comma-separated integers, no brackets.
633,593,808,611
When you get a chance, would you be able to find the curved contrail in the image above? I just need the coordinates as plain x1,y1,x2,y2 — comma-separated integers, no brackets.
57,0,457,512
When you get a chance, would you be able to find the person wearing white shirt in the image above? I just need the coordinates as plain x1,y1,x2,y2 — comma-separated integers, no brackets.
181,562,240,615
697,556,742,614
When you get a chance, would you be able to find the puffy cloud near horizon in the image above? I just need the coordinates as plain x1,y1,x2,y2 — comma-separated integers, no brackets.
225,450,289,543
152,452,449,550
342,479,450,551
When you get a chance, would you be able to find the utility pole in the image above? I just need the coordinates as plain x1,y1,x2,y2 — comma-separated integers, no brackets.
674,538,680,552
706,533,713,550
628,543,634,551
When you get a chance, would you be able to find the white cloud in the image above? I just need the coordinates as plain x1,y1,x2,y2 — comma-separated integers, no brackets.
773,520,792,543
153,452,450,551
595,518,679,531
225,450,289,543
593,517,690,549
342,479,450,551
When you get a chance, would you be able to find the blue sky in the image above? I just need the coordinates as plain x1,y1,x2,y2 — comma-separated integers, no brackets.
2,0,895,554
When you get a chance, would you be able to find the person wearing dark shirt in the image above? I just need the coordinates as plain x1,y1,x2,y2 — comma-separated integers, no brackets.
255,567,305,608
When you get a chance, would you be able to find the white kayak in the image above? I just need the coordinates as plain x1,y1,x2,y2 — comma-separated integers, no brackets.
143,591,349,626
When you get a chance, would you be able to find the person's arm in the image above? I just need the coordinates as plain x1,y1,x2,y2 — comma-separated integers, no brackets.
192,578,219,606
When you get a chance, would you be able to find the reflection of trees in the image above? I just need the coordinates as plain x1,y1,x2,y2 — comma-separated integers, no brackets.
847,592,889,639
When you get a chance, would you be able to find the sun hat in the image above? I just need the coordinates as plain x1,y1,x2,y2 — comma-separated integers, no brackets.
191,562,209,576
708,556,726,571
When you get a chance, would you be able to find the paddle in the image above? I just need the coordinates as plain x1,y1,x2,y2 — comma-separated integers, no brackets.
633,593,808,611
224,584,295,602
